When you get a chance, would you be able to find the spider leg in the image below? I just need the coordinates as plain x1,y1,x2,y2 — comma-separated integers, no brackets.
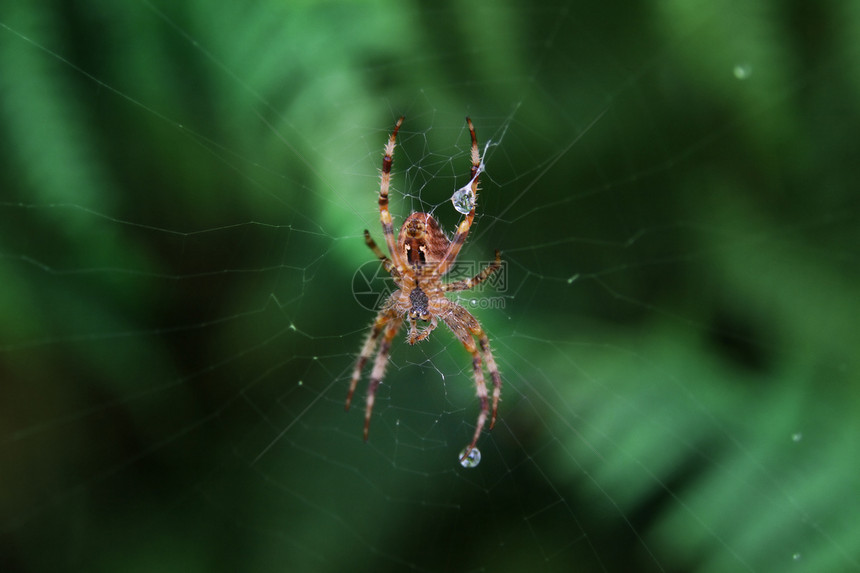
407,315,437,345
379,116,407,273
345,305,398,412
454,304,502,430
443,250,501,293
475,326,502,431
363,315,403,440
443,304,491,461
364,229,398,277
436,117,482,276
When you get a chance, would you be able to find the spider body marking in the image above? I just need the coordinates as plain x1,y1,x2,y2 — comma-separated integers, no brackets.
345,117,503,461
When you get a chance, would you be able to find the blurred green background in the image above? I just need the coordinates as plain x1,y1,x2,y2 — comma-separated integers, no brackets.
1,1,858,572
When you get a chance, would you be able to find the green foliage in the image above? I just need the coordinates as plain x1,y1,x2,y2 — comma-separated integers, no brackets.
1,1,857,571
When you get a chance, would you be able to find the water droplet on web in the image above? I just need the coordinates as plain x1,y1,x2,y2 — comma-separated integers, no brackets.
459,446,481,468
792,552,801,561
791,432,803,442
451,185,475,215
450,138,490,215
733,64,752,79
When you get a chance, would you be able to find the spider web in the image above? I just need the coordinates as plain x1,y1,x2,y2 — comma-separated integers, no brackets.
2,1,859,572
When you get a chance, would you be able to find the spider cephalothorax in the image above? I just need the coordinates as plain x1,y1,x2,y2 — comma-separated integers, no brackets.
345,117,502,461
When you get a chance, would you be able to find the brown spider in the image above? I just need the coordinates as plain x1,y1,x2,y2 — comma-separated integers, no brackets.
345,116,502,461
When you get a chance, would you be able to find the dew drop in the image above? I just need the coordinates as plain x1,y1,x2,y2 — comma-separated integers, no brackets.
792,432,803,442
792,552,801,561
459,446,481,468
733,64,752,79
451,185,476,215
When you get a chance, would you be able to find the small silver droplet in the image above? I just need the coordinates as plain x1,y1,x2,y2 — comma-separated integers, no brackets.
451,186,475,215
733,64,752,80
459,446,481,468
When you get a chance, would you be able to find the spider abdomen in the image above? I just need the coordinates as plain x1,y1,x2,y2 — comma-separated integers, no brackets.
398,213,450,267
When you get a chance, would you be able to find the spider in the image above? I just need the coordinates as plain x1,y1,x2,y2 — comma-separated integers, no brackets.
345,116,502,461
